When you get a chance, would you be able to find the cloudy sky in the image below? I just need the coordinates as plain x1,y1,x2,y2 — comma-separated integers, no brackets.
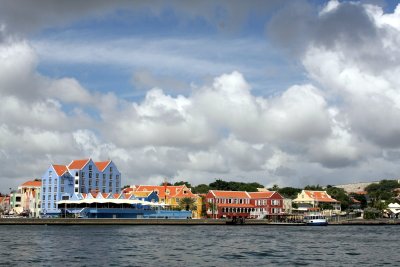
1,0,400,192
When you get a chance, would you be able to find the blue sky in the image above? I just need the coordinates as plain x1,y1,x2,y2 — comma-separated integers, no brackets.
1,0,400,191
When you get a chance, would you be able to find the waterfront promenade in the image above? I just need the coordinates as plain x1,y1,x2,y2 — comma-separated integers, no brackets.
1,218,399,225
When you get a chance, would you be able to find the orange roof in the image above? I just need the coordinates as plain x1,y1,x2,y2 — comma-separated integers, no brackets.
135,185,195,198
248,191,274,198
95,161,111,171
304,190,339,202
53,165,68,176
122,188,134,193
132,191,153,197
210,190,250,198
68,159,89,170
20,180,42,187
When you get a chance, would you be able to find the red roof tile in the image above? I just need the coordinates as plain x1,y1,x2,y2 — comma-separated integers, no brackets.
135,185,196,198
248,191,274,198
53,165,68,176
20,180,42,187
95,161,111,171
68,159,90,170
210,190,250,198
304,191,338,202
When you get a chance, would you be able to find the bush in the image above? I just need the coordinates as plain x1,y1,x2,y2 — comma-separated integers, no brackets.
363,208,381,219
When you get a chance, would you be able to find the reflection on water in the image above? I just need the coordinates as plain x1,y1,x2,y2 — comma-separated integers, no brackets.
0,224,397,266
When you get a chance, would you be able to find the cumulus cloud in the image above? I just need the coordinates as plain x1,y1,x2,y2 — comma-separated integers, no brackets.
1,1,400,191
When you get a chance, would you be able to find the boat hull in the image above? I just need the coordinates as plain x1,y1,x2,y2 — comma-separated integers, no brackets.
306,221,328,226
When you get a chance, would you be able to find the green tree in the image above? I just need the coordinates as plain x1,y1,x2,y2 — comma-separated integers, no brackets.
304,184,324,190
192,184,210,194
326,187,351,210
178,197,197,211
277,187,302,199
366,180,399,209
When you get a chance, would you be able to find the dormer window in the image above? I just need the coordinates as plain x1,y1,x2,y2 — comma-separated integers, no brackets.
166,189,170,195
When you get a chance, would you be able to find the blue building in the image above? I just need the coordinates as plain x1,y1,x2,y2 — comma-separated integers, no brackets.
41,158,121,216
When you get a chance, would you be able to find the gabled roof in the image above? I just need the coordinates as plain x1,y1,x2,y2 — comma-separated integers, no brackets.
94,160,111,172
68,159,90,170
210,190,250,198
132,191,153,197
304,190,339,202
53,165,68,176
248,191,275,198
136,185,194,198
20,180,42,188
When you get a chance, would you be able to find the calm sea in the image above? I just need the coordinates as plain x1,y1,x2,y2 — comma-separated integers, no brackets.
0,224,398,266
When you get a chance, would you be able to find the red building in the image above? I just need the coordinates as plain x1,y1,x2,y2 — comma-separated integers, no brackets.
206,190,284,219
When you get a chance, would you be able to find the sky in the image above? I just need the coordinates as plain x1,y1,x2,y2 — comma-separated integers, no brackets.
1,0,400,192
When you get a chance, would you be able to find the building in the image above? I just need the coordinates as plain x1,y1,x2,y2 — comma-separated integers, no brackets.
205,190,284,219
19,179,42,217
41,158,121,216
9,190,22,215
58,192,191,219
293,190,341,213
132,185,203,218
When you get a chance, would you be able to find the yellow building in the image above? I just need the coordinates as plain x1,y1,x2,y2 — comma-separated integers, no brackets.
293,190,341,213
130,185,203,218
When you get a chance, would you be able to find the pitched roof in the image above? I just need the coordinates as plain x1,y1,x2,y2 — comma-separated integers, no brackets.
53,165,68,176
304,190,339,202
135,185,195,198
210,190,250,198
20,180,42,187
248,191,275,198
132,191,153,197
94,160,111,171
68,159,90,170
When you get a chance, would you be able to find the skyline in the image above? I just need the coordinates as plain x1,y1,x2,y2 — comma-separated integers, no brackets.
1,0,400,191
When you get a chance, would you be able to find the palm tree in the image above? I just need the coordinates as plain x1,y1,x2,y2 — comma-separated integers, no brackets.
179,197,197,211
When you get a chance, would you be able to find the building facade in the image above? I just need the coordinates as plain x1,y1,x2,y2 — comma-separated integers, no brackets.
19,180,42,217
293,190,341,213
205,190,284,219
41,158,121,216
132,185,203,218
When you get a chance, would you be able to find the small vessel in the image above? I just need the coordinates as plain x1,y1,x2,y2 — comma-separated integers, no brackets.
303,212,328,226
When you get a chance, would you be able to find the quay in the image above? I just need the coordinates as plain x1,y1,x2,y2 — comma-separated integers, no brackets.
1,218,399,225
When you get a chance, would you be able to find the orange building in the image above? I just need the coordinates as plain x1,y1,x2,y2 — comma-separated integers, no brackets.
130,185,202,218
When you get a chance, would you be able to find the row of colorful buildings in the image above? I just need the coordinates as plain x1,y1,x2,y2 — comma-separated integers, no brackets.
0,158,342,219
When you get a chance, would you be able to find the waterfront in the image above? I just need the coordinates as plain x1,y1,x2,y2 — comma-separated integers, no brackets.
0,225,397,266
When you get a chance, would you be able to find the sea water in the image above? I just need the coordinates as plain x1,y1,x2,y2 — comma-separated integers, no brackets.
0,225,398,266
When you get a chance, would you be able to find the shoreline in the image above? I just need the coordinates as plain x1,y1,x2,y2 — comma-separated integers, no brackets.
1,218,399,225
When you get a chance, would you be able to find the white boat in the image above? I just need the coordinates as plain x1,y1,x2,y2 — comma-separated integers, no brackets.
303,212,328,226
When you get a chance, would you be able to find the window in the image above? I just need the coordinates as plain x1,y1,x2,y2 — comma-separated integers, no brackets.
48,203,50,209
75,180,79,185
62,196,69,200
75,188,78,193
43,187,46,193
61,179,64,185
81,172,85,177
54,195,57,201
75,171,78,176
109,174,112,180
103,173,106,179
89,165,92,171
109,181,112,187
102,188,106,193
89,180,92,186
49,171,52,176
96,173,99,179
110,166,113,172
95,180,99,186
89,172,92,178
60,186,64,193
